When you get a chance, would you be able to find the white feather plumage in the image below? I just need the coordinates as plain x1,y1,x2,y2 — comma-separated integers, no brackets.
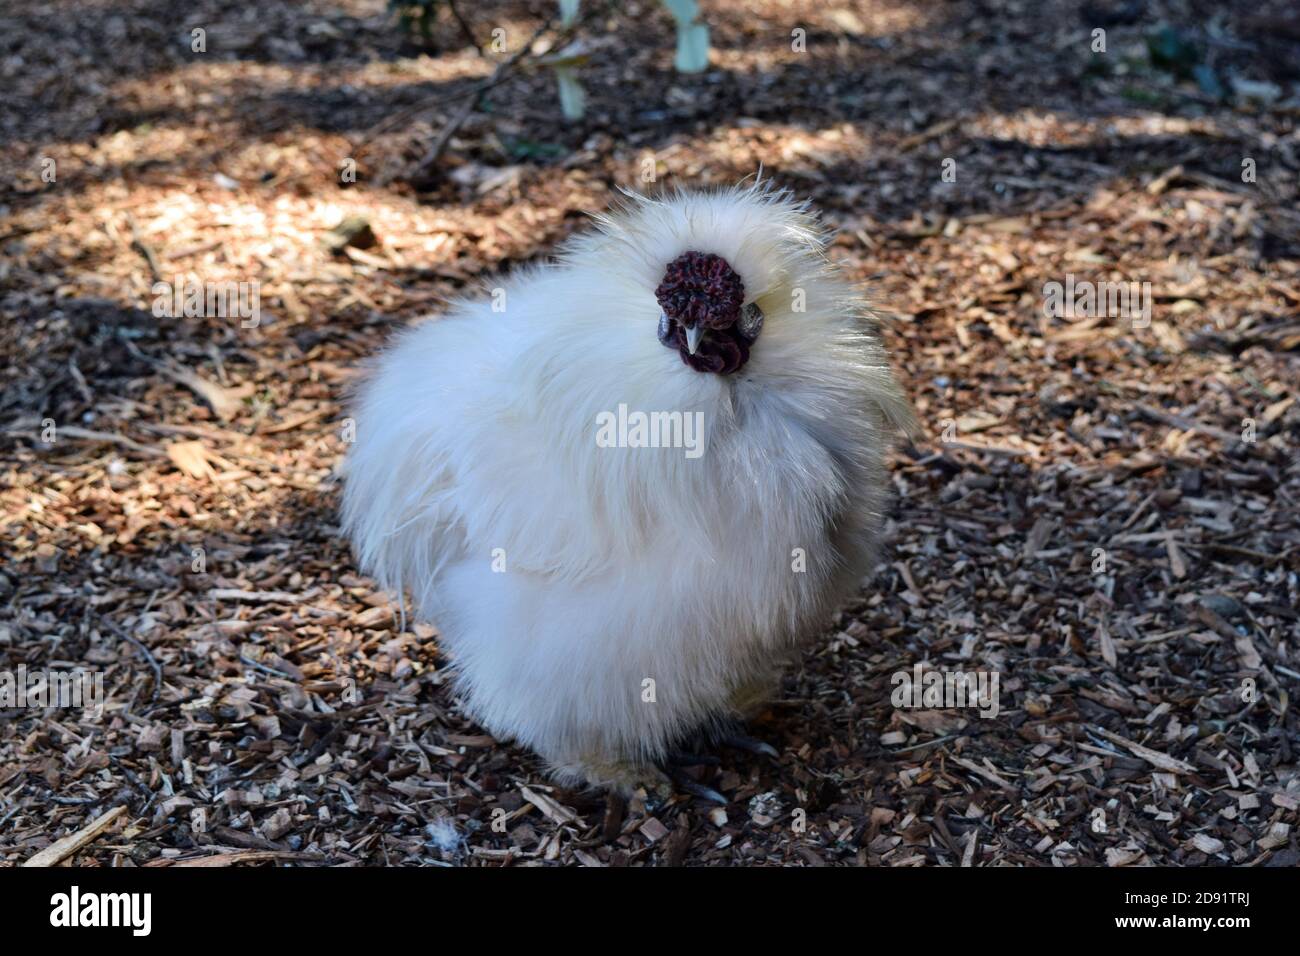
342,182,911,789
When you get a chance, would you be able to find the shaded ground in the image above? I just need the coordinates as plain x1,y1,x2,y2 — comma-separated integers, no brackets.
1,0,1298,866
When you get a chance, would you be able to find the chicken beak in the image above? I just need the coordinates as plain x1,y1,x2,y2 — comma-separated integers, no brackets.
684,323,706,355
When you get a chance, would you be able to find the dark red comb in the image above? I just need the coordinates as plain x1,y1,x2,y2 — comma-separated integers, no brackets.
654,251,745,330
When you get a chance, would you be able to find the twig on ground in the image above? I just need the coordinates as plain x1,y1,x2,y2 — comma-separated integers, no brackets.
409,16,555,178
22,806,127,867
102,614,163,702
127,214,162,283
446,0,482,55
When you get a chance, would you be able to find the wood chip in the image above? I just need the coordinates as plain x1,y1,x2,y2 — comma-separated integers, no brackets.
22,806,127,867
1093,727,1196,774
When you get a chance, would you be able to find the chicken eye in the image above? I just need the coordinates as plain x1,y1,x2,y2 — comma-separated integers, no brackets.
657,311,674,346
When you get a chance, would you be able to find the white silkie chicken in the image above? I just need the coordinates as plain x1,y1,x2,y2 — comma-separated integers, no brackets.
343,182,912,799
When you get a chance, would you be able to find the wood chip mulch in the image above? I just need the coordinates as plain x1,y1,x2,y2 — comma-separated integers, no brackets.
1,0,1297,866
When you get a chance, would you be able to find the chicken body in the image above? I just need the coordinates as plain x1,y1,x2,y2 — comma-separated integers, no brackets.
343,184,910,791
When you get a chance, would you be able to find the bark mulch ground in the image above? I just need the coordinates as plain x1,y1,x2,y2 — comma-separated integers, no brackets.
1,0,1298,866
